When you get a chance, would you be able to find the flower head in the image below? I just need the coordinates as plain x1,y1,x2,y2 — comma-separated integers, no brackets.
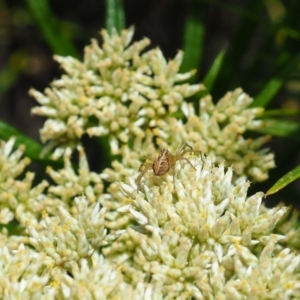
31,27,203,158
115,154,298,299
26,196,122,267
46,146,103,207
0,138,54,225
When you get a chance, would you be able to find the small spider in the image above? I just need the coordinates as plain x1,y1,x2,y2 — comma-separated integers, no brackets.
136,142,201,191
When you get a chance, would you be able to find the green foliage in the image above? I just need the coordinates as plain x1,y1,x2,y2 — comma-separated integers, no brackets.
267,164,300,195
25,0,79,57
105,0,125,34
203,50,225,91
181,2,205,74
258,119,300,139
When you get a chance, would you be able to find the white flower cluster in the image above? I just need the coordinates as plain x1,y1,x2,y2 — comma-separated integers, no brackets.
117,155,300,299
46,146,103,207
1,27,298,299
274,209,300,251
99,89,275,228
98,89,276,246
0,138,55,225
169,88,275,182
0,234,128,299
0,243,52,299
30,27,275,181
26,196,124,266
0,197,163,299
31,27,203,158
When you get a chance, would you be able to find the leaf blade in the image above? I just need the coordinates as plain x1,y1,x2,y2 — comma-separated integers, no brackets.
25,0,79,57
257,119,300,139
253,52,300,107
105,0,125,33
203,50,225,91
181,3,205,73
266,164,300,195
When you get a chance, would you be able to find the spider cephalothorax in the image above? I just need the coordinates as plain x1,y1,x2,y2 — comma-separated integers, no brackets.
136,142,202,190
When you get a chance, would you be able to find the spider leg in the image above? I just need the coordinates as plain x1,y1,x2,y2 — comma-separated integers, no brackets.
139,161,153,171
179,146,198,156
136,162,153,191
179,157,196,170
179,148,203,162
184,142,193,150
175,142,192,155
173,168,176,189
192,149,204,162
175,143,185,155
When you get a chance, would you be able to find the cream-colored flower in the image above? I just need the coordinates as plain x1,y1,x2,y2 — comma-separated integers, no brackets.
0,243,52,299
274,208,300,251
99,89,275,241
0,138,55,225
223,235,300,299
31,27,203,157
0,228,30,251
0,138,30,179
140,88,275,182
46,146,103,207
50,253,127,299
115,154,298,298
26,196,122,268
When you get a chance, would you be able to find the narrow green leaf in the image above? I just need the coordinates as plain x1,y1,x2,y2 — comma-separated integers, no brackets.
257,119,300,139
266,164,300,195
253,78,283,108
181,7,205,74
203,50,225,91
105,0,125,33
253,52,300,107
25,0,79,57
261,109,299,118
116,0,125,31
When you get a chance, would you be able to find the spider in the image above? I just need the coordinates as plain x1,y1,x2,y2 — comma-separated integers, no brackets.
136,142,202,191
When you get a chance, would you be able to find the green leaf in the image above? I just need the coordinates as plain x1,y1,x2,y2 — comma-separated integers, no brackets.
105,0,125,33
253,78,283,108
253,52,300,107
266,164,300,195
181,5,205,74
203,50,225,91
261,109,300,118
25,0,79,57
257,119,300,139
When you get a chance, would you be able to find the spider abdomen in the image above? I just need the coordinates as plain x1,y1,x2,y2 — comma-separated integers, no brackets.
152,148,171,176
